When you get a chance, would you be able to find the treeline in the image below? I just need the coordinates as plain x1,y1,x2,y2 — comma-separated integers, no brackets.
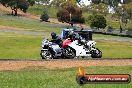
0,0,131,31
0,0,35,16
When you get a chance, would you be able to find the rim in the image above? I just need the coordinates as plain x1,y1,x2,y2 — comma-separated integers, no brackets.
96,49,102,56
91,49,102,58
65,48,75,57
42,51,52,59
46,54,52,59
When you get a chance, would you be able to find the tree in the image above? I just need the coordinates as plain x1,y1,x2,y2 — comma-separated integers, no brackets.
57,3,85,23
40,10,49,22
114,2,132,32
0,0,35,16
123,0,132,4
88,3,108,16
35,0,50,4
88,14,107,29
91,0,101,4
50,0,68,8
91,0,120,6
90,0,132,32
123,2,132,20
50,0,78,8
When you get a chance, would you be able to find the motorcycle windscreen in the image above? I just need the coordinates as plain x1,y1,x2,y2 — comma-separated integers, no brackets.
61,29,73,39
74,30,92,41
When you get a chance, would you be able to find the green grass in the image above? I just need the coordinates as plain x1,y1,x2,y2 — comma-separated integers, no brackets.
0,32,43,60
96,39,132,58
0,12,132,59
0,14,66,33
28,5,58,18
0,32,132,59
93,34,132,58
28,5,44,15
93,34,132,39
0,66,131,88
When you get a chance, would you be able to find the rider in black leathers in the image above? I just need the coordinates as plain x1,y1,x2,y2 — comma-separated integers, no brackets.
51,32,63,47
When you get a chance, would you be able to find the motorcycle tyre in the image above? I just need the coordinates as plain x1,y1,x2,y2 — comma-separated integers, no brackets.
91,48,102,58
40,50,52,59
63,47,75,59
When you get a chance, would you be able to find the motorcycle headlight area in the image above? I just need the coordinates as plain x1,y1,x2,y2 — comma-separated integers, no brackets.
48,42,53,47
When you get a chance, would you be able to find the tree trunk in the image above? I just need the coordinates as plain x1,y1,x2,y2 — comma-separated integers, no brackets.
11,7,14,15
11,11,14,15
120,25,123,33
14,8,17,16
119,16,123,33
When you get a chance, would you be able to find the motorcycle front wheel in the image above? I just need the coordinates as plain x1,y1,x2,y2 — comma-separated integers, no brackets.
91,48,102,58
63,47,75,59
40,50,52,59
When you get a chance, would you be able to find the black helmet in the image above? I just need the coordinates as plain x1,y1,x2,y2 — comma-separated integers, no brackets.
51,32,57,39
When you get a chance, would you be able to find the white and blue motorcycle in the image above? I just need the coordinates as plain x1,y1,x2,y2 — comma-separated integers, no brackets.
40,39,63,59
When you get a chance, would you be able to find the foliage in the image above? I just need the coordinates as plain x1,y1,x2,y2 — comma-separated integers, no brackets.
35,0,50,5
91,0,124,7
40,10,49,22
123,0,132,4
107,26,113,32
90,0,132,31
28,0,35,6
88,14,107,29
91,0,131,11
91,0,101,4
126,23,132,31
57,3,85,23
122,2,132,20
28,5,58,18
50,0,80,9
88,3,108,16
50,0,68,8
114,2,132,30
0,0,35,16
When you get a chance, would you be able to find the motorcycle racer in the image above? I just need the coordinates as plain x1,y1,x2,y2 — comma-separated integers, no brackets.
51,32,63,47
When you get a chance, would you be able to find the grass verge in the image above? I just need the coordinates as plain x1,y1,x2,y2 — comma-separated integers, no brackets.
0,66,131,88
0,32,43,60
93,34,132,39
0,32,132,59
96,39,132,58
0,14,65,33
28,5,58,18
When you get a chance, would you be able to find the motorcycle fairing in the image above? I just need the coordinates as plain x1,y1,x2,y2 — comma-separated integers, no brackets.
68,40,91,57
50,43,62,57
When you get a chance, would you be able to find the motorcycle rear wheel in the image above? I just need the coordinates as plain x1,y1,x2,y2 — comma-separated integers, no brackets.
63,47,75,59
